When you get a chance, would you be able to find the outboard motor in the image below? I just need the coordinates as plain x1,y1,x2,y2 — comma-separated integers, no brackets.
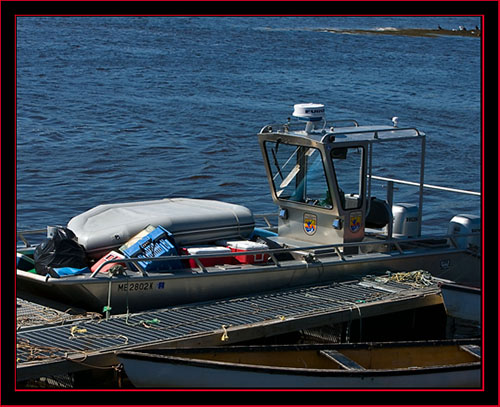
392,203,419,237
447,214,481,250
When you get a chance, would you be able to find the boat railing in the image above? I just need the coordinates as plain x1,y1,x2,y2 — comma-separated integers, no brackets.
368,174,481,239
87,231,480,278
17,217,479,279
370,175,481,197
254,213,278,229
16,229,47,248
260,119,359,135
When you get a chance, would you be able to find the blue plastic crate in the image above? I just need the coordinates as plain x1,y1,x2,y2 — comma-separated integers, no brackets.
122,226,182,272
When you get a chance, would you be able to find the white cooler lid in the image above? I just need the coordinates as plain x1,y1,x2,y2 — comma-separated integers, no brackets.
224,240,269,250
186,246,232,254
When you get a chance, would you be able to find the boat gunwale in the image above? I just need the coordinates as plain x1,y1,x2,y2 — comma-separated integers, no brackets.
16,229,478,270
439,282,481,294
16,243,471,285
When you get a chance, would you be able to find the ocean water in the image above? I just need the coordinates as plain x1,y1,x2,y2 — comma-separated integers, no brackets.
16,16,482,235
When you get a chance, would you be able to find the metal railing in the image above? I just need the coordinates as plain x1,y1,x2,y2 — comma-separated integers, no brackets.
260,119,360,135
370,175,481,197
16,229,46,248
18,231,474,282
368,174,480,239
254,213,278,229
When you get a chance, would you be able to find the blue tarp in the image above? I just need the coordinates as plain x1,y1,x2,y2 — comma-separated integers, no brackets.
51,267,90,277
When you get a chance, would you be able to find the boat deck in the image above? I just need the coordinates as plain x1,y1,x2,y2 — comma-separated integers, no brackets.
16,274,443,382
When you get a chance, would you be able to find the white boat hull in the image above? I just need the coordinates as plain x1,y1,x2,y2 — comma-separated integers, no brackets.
118,341,481,388
121,358,479,388
440,282,481,322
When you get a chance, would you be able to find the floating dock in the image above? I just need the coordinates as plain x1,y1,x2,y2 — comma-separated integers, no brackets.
17,274,443,382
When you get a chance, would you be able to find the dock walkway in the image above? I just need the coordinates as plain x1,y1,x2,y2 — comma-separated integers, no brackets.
17,274,442,382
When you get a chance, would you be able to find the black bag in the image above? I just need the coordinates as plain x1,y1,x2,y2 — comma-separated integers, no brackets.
34,227,88,277
365,197,391,229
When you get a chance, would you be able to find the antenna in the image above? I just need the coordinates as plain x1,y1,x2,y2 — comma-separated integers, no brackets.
292,103,325,133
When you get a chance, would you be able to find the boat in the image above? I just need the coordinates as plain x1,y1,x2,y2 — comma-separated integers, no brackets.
116,339,481,388
16,103,481,314
440,282,481,322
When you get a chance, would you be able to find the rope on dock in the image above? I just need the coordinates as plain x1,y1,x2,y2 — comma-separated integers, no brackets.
17,337,123,372
370,270,433,287
387,270,433,286
17,307,103,331
305,293,367,340
68,325,129,344
17,338,64,362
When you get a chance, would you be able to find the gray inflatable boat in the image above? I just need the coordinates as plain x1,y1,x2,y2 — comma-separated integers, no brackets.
67,198,255,258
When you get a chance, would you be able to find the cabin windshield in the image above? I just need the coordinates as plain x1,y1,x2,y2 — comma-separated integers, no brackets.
265,141,332,209
331,146,365,210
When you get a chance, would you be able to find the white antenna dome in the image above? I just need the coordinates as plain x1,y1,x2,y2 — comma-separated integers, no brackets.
293,103,325,121
292,103,326,133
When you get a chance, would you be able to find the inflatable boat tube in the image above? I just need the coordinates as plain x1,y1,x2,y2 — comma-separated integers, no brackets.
67,198,255,258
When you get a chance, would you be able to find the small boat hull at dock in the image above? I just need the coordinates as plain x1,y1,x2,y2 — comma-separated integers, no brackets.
117,340,481,389
440,282,481,322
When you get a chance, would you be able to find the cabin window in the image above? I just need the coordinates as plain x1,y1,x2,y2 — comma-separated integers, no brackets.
331,146,365,210
265,141,332,209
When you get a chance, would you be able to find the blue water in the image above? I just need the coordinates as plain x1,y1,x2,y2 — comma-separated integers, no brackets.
16,16,481,234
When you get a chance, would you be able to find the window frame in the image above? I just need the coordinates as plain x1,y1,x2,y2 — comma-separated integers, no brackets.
264,140,334,210
330,145,366,211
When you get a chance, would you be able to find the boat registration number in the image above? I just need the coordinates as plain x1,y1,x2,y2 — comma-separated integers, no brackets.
117,282,154,292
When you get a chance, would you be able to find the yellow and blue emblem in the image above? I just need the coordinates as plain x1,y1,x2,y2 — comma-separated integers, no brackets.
349,212,362,233
303,213,317,235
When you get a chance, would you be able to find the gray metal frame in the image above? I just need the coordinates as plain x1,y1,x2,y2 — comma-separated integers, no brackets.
258,121,426,236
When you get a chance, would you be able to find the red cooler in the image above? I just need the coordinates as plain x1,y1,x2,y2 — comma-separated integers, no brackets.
91,251,126,273
181,246,235,268
224,241,269,264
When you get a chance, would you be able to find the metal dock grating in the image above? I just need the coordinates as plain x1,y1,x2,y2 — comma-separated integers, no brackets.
16,297,102,330
16,275,442,381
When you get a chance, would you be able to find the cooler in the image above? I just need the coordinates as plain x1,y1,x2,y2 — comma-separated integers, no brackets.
221,240,270,264
181,246,234,268
121,226,183,272
91,251,126,274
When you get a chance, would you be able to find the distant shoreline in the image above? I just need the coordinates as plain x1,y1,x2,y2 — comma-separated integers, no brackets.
320,28,481,38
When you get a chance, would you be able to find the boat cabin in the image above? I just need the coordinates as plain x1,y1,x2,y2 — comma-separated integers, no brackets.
258,103,426,253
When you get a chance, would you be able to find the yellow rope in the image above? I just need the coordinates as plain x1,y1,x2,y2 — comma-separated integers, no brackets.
387,270,433,286
17,338,121,371
17,309,102,331
68,327,129,345
220,325,229,341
